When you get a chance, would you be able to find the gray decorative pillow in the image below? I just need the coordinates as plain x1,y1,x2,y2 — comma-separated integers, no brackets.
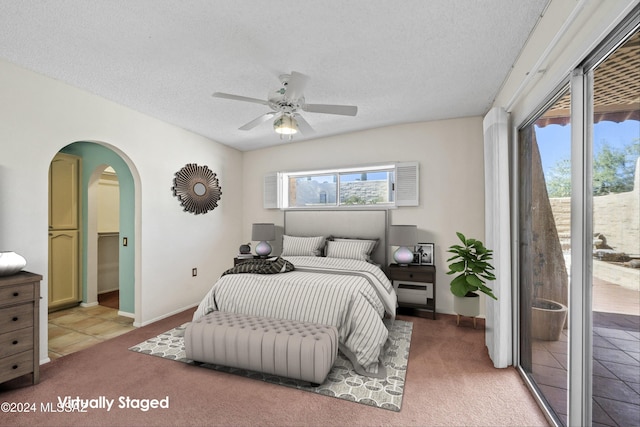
325,239,378,261
281,235,326,257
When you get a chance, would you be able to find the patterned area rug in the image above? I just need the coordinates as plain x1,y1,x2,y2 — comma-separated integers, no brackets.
129,319,412,412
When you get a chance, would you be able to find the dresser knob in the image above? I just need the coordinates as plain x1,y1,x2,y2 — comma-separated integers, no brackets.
12,365,18,370
12,317,18,321
13,292,19,297
13,340,18,345
409,273,413,278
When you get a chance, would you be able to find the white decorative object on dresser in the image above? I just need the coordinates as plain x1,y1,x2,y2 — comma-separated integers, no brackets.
0,271,41,385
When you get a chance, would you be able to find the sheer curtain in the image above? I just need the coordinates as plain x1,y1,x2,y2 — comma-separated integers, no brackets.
482,107,512,368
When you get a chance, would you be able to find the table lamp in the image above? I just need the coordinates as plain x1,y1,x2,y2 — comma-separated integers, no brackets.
389,225,417,266
252,223,275,257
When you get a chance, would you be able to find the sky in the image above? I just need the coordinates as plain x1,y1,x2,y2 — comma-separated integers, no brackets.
536,120,640,177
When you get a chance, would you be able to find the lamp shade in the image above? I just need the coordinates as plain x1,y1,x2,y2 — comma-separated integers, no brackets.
389,225,417,247
274,115,298,135
252,223,275,241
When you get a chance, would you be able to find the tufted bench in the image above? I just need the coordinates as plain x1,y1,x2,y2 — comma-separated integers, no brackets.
184,311,338,385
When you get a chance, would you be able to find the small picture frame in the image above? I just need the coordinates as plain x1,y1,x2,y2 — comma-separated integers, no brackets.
411,252,421,265
414,243,435,266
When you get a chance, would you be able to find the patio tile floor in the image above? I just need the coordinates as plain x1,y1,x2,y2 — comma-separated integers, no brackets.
532,311,640,427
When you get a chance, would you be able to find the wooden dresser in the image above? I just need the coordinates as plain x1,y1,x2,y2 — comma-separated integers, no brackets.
0,271,41,385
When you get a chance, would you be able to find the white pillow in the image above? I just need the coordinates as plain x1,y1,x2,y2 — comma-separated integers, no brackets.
281,235,326,257
325,239,378,261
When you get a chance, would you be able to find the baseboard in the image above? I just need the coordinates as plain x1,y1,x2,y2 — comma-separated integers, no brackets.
135,303,198,328
98,288,119,294
118,310,135,319
80,301,99,308
438,309,486,319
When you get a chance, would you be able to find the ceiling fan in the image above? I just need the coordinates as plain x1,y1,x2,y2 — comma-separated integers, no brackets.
212,71,358,139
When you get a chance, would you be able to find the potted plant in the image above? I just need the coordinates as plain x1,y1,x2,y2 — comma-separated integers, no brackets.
446,232,497,327
531,281,568,341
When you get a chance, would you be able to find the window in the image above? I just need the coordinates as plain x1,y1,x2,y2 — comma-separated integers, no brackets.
286,166,395,208
264,162,418,209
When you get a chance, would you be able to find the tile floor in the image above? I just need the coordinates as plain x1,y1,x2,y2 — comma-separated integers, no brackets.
48,304,135,360
531,277,640,427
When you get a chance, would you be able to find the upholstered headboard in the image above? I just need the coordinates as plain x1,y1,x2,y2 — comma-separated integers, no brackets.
283,210,388,269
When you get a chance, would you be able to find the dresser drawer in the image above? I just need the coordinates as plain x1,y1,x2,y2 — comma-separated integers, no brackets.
0,327,34,359
0,271,41,386
0,303,34,333
390,268,433,283
0,283,34,306
0,350,34,384
395,280,434,303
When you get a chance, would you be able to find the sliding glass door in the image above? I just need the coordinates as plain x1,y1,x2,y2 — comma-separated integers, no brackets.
518,88,571,426
516,22,639,427
589,30,640,427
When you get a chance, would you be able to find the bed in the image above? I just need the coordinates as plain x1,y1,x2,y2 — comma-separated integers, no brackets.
192,210,397,378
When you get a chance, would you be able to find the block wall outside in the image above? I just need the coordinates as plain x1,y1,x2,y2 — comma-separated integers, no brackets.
549,187,639,257
339,180,389,204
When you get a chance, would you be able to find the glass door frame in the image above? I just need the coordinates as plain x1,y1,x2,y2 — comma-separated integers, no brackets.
568,67,593,427
512,11,639,425
512,82,574,427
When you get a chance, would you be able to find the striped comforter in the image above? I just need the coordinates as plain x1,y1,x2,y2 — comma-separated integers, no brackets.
192,256,397,377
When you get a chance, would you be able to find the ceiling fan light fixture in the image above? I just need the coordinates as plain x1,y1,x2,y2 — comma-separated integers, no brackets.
273,114,298,135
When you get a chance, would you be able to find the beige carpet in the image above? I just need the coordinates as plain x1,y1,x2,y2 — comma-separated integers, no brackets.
129,319,412,411
0,309,549,427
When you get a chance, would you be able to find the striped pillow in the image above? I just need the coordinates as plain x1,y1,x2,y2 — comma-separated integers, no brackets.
325,239,378,261
281,235,326,256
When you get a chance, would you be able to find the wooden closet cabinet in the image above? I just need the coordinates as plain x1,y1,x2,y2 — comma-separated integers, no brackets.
0,272,41,385
49,152,81,311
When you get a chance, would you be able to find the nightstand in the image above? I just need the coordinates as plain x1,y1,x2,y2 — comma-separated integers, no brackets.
233,256,259,266
388,264,436,319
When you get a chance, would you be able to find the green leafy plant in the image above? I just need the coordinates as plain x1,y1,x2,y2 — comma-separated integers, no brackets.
446,232,497,300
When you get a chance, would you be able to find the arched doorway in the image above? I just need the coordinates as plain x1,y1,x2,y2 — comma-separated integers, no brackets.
87,165,121,310
60,142,137,315
48,141,141,359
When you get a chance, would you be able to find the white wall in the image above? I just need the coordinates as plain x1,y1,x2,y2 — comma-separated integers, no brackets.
97,172,120,233
0,59,243,363
242,118,488,316
97,234,119,294
97,172,119,294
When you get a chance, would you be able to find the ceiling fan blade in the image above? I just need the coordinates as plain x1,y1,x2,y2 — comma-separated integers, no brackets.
212,92,269,106
284,71,309,101
302,103,358,116
239,112,277,130
293,114,315,135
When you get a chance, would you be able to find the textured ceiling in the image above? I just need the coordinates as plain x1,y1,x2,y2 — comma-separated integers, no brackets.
0,0,549,151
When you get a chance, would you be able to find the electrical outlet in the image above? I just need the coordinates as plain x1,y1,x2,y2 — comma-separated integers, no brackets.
192,268,197,277
123,237,128,246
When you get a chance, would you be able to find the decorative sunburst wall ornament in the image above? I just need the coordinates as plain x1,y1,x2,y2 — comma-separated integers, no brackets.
172,164,222,214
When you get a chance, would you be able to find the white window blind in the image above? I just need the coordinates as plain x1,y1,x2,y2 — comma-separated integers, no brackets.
395,162,419,206
263,172,280,209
